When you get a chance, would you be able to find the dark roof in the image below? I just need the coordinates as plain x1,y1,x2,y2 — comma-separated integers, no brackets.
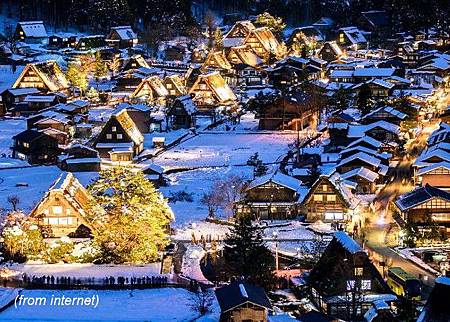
395,184,450,211
419,276,450,321
12,129,46,142
299,311,334,322
215,282,272,313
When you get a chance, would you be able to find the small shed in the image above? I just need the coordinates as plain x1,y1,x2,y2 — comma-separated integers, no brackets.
215,282,273,322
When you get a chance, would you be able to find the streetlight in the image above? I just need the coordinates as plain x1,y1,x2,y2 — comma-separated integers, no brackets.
273,231,279,272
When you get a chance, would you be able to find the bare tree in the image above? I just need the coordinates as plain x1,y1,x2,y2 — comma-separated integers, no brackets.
191,287,214,316
7,195,20,212
201,191,223,218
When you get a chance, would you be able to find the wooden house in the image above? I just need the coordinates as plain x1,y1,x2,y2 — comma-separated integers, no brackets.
288,26,324,54
394,184,450,238
29,172,97,238
215,282,272,322
121,55,150,72
12,60,70,94
106,26,138,49
255,91,319,131
34,114,73,136
416,162,450,190
15,21,48,43
59,144,101,172
201,51,233,72
75,35,107,51
142,163,165,187
301,173,359,223
319,42,343,62
336,151,388,180
11,129,59,164
167,95,197,129
1,88,41,112
417,276,450,322
358,11,390,41
117,103,153,134
243,27,284,62
223,20,256,50
18,94,66,115
308,232,396,321
164,74,187,97
227,45,263,68
164,45,186,61
189,72,237,111
93,108,144,161
337,27,367,50
340,167,379,194
236,172,304,220
48,35,77,49
312,17,335,38
131,76,168,105
362,106,407,125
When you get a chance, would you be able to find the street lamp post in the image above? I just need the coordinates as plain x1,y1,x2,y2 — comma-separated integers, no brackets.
273,231,279,272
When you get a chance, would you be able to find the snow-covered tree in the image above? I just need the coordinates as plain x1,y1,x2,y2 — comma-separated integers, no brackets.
88,167,173,264
255,12,286,39
213,27,223,50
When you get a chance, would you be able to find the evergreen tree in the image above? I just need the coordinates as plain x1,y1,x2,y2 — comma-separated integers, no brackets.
331,86,352,113
88,167,173,264
94,51,108,79
223,216,275,289
88,0,132,31
357,83,373,116
213,27,223,51
255,12,286,40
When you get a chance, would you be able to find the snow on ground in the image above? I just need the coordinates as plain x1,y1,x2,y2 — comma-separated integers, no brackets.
154,132,298,170
0,288,204,321
0,118,27,156
0,288,20,311
207,113,260,132
6,263,162,280
160,166,253,226
181,244,212,284
0,166,98,212
173,221,230,241
0,65,24,93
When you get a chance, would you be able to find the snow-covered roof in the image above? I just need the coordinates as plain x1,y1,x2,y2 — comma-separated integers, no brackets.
341,167,379,183
347,136,383,149
348,121,400,138
329,69,354,78
18,21,48,38
174,95,197,115
416,149,450,164
247,172,302,193
368,78,395,89
395,184,450,211
334,231,363,254
363,106,407,120
338,152,381,168
3,88,41,96
23,95,56,102
110,26,137,40
339,27,367,45
353,67,395,77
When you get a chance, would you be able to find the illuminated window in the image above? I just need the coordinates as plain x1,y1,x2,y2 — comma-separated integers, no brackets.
112,126,117,132
327,195,336,202
339,34,345,43
117,134,123,139
53,206,63,214
322,184,327,192
346,280,355,290
361,280,371,290
355,268,363,276
106,134,112,139
314,194,323,201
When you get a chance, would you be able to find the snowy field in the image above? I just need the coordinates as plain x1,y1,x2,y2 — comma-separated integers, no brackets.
154,132,298,169
0,118,27,156
0,166,98,213
0,65,24,93
160,166,253,226
0,288,220,321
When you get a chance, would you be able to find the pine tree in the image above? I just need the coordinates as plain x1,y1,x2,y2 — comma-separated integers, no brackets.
94,51,108,79
223,216,275,289
213,27,223,50
88,167,173,264
255,12,286,39
357,83,373,116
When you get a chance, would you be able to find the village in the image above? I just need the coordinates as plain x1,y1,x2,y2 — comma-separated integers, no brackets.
0,1,449,321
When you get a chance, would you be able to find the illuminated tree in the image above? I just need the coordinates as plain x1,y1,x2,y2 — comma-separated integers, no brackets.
66,63,88,96
88,167,173,263
94,51,108,79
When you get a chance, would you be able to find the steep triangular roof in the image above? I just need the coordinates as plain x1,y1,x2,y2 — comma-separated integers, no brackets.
13,60,69,92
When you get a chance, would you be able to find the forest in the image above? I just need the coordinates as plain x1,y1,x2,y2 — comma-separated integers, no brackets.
1,0,449,34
